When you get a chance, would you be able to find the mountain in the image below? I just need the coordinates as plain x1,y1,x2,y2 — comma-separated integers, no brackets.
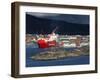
26,14,89,35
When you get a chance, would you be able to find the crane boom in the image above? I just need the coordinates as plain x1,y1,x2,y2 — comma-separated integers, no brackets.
52,27,58,33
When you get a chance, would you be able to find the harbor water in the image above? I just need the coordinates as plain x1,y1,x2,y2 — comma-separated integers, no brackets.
26,43,89,67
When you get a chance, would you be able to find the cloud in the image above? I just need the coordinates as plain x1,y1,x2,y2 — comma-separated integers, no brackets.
26,12,59,17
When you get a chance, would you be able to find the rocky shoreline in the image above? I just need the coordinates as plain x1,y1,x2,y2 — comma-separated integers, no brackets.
31,46,89,61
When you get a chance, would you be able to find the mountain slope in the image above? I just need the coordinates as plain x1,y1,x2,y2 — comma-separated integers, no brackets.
26,14,89,35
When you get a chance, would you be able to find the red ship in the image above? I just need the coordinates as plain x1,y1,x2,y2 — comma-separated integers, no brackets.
37,27,58,48
37,39,56,48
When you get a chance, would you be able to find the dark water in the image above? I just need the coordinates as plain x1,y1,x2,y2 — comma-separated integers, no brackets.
26,46,89,67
